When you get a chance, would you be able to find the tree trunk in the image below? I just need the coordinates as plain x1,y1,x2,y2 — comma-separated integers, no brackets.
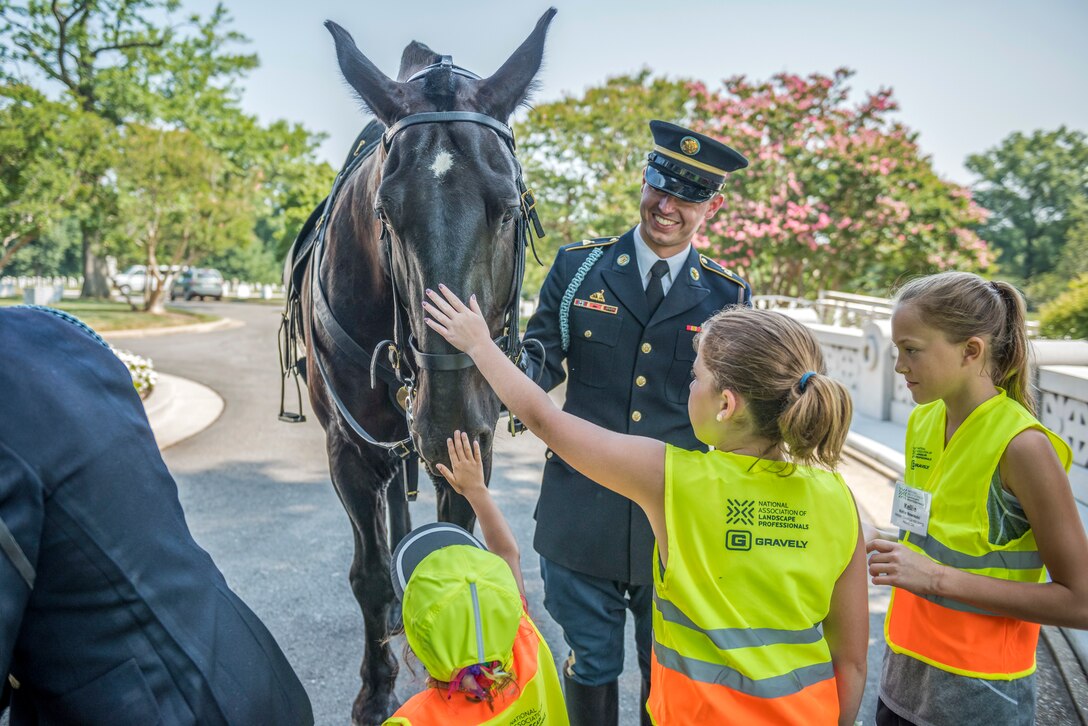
0,232,36,274
80,225,112,298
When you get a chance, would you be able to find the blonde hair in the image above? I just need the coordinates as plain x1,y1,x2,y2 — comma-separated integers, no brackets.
894,272,1035,415
699,307,853,469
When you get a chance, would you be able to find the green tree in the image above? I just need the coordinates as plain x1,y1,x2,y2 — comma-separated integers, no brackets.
113,124,253,312
0,84,112,274
0,0,257,296
966,127,1088,285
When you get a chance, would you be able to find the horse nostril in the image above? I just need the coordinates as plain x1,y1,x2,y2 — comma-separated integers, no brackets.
474,430,492,454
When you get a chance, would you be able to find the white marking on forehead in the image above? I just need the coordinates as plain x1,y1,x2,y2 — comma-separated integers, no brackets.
431,150,454,179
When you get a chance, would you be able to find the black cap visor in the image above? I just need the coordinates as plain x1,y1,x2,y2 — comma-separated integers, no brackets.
390,522,486,600
645,165,717,203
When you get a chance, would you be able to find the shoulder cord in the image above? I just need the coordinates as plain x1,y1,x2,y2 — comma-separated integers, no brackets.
559,247,605,352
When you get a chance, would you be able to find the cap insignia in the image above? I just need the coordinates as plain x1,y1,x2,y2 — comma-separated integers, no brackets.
680,136,701,156
617,253,630,266
689,267,700,281
590,290,606,303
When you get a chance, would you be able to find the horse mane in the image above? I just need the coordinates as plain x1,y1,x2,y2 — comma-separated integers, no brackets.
398,40,458,110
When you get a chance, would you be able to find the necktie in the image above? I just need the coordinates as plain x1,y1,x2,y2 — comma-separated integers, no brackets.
646,259,669,314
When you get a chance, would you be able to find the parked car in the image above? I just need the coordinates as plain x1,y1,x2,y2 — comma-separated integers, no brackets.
170,268,224,301
113,264,147,294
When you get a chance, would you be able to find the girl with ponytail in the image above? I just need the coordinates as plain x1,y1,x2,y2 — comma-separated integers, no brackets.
869,271,1088,726
424,287,868,726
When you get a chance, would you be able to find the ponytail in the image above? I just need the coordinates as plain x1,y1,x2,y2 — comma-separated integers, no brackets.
700,308,854,471
779,372,853,470
990,281,1036,416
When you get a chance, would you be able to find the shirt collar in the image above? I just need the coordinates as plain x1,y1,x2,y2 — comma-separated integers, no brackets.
632,225,690,286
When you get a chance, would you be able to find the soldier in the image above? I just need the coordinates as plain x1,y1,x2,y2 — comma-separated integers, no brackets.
0,307,313,725
522,120,751,725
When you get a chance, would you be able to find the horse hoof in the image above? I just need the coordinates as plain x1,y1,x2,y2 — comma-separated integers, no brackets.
352,691,399,726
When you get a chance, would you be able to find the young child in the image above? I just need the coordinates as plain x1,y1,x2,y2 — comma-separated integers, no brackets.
423,285,869,726
867,271,1088,726
384,431,568,726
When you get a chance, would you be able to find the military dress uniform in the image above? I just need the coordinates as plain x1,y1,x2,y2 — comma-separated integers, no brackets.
522,119,750,726
0,307,313,725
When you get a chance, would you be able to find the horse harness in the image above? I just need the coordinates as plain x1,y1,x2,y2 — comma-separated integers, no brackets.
279,57,545,497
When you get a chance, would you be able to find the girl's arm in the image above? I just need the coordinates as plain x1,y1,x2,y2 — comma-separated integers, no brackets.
868,429,1088,628
424,286,669,555
824,512,868,726
436,431,525,596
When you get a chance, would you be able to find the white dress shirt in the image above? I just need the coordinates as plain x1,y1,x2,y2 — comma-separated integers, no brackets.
633,225,690,297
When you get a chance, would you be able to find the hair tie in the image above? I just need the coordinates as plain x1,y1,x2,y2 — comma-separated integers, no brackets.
799,371,816,392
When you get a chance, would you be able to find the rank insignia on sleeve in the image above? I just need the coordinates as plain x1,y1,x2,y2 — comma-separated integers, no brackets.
590,290,606,303
573,298,618,315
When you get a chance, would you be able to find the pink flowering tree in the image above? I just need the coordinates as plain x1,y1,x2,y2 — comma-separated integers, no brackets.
690,69,990,296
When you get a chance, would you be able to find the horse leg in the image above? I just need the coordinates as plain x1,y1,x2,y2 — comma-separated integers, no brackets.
329,439,400,726
385,462,411,631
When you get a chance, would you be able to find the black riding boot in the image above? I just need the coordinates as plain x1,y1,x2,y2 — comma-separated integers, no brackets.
641,675,652,726
563,670,619,726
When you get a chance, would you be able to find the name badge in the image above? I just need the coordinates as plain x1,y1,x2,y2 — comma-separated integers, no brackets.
890,481,931,536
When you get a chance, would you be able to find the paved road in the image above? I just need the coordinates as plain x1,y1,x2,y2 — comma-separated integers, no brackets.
106,300,1079,725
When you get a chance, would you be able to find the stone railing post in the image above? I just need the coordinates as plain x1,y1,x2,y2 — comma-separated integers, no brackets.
856,319,894,421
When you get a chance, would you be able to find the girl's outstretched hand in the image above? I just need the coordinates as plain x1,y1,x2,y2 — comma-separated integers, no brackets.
435,430,486,499
423,284,491,356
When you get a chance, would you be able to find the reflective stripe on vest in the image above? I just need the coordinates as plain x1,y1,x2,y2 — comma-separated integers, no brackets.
384,615,568,726
649,446,856,724
885,391,1072,680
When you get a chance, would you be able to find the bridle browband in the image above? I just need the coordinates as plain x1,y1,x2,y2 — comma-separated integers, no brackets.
299,56,544,459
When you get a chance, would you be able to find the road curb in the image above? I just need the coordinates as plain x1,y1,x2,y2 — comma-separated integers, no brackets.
103,316,243,340
143,372,224,450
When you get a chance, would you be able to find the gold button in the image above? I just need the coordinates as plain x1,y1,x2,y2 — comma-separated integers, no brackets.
546,450,553,459
641,342,652,354
636,376,647,387
631,411,642,422
584,330,592,338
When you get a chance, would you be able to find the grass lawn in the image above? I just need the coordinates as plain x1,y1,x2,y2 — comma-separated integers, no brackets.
0,299,218,332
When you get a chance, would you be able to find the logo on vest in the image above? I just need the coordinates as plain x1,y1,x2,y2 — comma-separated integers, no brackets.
509,706,544,725
726,498,755,525
756,499,810,531
725,529,752,551
910,445,933,471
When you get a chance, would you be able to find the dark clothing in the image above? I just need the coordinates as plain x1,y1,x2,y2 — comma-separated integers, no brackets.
524,228,749,586
0,308,313,725
877,698,918,726
539,555,652,686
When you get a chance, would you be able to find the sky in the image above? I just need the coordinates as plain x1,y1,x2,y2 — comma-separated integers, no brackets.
184,0,1088,185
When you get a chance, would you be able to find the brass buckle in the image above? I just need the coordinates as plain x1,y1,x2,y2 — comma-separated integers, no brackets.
520,188,537,213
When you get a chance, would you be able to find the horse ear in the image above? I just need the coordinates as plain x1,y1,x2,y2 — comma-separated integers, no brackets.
477,8,557,121
325,20,411,125
397,41,441,82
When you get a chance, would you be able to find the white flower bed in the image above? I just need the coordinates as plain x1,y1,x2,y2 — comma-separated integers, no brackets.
111,347,158,398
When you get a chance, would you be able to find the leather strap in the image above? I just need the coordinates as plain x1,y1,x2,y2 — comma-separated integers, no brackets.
0,514,34,589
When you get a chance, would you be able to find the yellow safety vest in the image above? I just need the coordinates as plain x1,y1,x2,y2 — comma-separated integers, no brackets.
885,390,1072,679
649,446,858,725
384,614,567,726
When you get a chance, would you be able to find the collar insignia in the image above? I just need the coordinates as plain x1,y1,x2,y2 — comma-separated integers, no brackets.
617,253,630,266
689,267,700,281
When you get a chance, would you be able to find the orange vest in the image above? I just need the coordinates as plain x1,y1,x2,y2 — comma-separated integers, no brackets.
384,613,566,726
886,393,1072,679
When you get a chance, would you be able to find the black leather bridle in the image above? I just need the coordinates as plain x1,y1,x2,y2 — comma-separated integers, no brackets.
301,56,544,459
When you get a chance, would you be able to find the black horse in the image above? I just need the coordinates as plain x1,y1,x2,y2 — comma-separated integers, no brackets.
281,9,555,725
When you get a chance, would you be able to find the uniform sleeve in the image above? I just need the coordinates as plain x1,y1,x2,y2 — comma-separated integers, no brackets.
0,443,44,679
522,254,570,393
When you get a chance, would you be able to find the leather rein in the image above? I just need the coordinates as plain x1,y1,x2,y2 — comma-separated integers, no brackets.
303,57,545,458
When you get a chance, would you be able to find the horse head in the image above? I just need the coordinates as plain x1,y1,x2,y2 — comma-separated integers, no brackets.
324,10,555,470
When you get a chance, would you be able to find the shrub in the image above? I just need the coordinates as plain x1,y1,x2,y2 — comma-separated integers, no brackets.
111,347,158,398
1040,274,1088,339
